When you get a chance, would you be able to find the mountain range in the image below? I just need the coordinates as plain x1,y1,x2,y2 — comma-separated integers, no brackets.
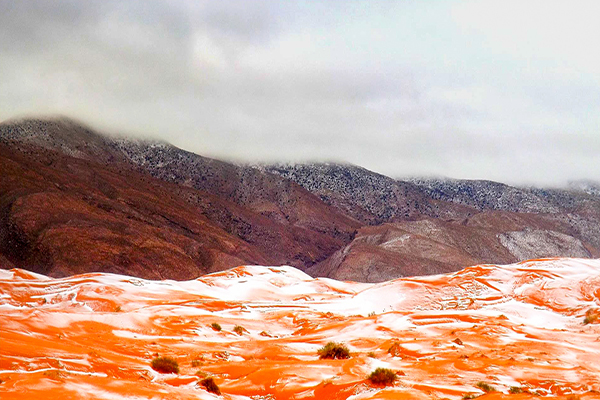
1,117,599,281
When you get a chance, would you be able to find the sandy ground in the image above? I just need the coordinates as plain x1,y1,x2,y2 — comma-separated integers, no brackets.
1,258,600,399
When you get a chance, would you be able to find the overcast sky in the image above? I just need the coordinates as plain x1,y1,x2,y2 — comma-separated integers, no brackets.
1,1,599,186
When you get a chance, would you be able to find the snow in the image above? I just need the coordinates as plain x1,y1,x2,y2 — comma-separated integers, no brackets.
2,258,600,399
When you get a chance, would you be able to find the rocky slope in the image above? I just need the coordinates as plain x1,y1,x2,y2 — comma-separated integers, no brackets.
0,140,268,279
265,163,600,281
114,141,359,245
260,163,438,224
2,117,600,282
309,212,598,282
0,118,359,278
410,177,600,214
2,258,600,399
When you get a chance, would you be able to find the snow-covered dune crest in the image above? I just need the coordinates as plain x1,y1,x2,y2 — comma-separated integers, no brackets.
1,258,600,399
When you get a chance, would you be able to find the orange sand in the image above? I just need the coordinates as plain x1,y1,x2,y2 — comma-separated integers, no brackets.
1,260,600,399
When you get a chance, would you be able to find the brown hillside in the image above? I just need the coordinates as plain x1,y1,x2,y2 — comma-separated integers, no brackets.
3,117,600,282
0,118,363,278
0,143,267,278
310,212,599,282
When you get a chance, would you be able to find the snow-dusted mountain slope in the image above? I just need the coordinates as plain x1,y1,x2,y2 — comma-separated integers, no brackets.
261,163,600,281
0,118,360,278
3,118,600,282
260,162,437,224
1,258,600,399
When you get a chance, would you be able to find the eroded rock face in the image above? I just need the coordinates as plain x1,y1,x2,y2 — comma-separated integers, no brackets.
498,229,591,260
1,259,600,399
114,142,360,244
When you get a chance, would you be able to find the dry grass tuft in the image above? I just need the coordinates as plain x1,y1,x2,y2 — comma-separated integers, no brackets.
151,356,179,374
367,368,397,386
200,377,221,395
317,342,350,359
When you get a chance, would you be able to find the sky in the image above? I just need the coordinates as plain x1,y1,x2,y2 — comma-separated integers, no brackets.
1,0,599,186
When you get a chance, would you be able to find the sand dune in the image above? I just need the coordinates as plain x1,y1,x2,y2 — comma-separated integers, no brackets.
1,258,600,399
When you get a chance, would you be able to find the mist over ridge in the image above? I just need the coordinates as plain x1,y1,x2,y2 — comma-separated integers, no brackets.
2,1,600,186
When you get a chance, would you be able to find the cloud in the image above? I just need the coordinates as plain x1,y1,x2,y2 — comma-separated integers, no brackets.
0,0,599,186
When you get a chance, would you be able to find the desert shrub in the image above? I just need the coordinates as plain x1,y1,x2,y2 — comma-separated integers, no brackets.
509,386,523,394
233,325,245,335
583,308,599,324
476,381,496,393
151,356,179,374
195,370,209,378
191,359,202,367
368,367,397,386
462,394,478,400
388,342,404,357
213,351,229,360
317,342,350,359
200,377,221,395
43,370,64,380
211,322,222,331
367,351,376,358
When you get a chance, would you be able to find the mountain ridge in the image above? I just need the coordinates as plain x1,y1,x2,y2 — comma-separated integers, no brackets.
0,117,359,278
2,116,600,282
263,161,600,281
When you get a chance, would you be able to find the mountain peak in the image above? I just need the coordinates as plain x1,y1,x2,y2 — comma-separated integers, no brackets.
0,115,124,163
